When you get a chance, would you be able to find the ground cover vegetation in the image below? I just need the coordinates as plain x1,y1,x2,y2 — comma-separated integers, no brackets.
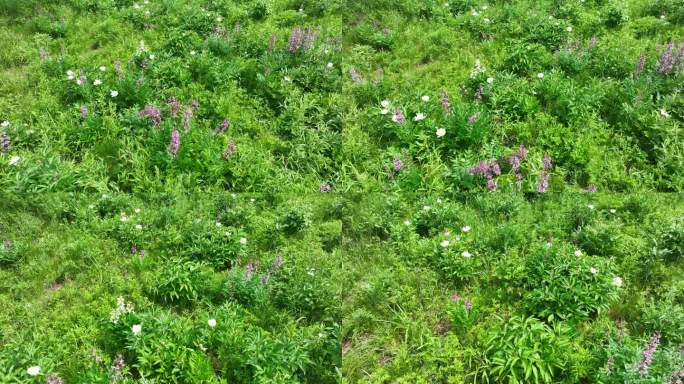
0,0,683,382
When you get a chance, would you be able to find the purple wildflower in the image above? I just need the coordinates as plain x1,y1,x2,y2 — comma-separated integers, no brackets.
111,353,125,379
131,245,138,254
450,292,460,302
350,68,362,83
467,113,478,126
168,96,181,118
507,145,528,190
139,104,162,126
39,47,49,61
319,183,331,192
635,54,646,76
288,27,303,52
440,90,452,114
222,139,236,160
469,160,501,191
302,26,319,50
391,108,405,124
606,356,614,375
114,58,123,79
77,70,86,86
638,331,661,376
182,107,193,131
191,100,200,112
217,118,230,134
537,172,549,193
463,299,472,311
542,153,552,171
0,133,9,153
46,374,65,384
268,34,276,52
273,255,283,269
80,105,89,119
169,127,180,156
474,84,484,102
245,259,259,280
260,271,271,286
658,41,676,74
393,157,404,172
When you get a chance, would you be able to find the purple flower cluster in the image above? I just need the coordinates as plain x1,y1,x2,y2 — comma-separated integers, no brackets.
39,47,49,61
467,112,479,126
111,353,126,380
77,69,86,86
657,41,684,75
350,68,362,83
302,27,320,50
46,374,65,384
440,90,452,114
139,104,162,126
474,84,484,102
393,157,404,172
507,144,528,190
266,34,276,52
80,105,89,119
449,292,472,311
223,138,236,160
392,108,405,124
0,132,10,153
319,183,331,192
217,118,230,134
635,54,646,76
537,153,552,193
167,96,181,118
587,35,597,50
244,255,283,285
288,27,303,52
638,331,661,376
469,159,501,191
169,127,180,157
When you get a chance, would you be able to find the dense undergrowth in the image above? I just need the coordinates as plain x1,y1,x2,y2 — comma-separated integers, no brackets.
0,0,683,382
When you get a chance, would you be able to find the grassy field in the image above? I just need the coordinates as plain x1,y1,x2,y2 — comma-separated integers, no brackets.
0,0,683,382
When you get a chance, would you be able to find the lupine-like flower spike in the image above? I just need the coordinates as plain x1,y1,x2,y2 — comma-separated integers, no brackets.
638,331,661,376
169,127,180,156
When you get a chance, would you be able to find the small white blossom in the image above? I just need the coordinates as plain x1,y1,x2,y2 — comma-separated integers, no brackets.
190,50,196,55
110,90,119,98
436,128,446,137
0,120,8,127
660,109,670,118
462,226,471,233
380,108,389,115
208,318,217,327
326,62,334,69
566,26,573,32
132,324,142,335
537,72,545,79
472,10,478,16
27,366,41,376
404,220,411,226
610,209,616,213
149,54,155,60
574,250,583,257
93,79,102,86
440,240,450,248
134,208,141,213
284,76,291,82
135,224,143,230
590,267,598,275
414,112,426,121
461,251,472,258
380,100,389,108
423,205,431,211
612,276,623,287
9,156,20,166
421,95,430,102
240,237,247,245
99,66,106,72
588,204,595,209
